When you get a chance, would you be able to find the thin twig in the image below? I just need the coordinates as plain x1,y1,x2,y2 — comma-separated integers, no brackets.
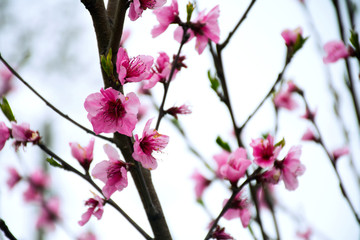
0,54,114,143
37,142,153,239
0,218,17,240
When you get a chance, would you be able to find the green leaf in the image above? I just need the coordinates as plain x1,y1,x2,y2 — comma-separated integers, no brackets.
350,30,360,52
208,70,220,92
186,2,195,23
216,136,231,152
46,157,63,169
274,137,286,148
293,35,308,55
0,97,16,122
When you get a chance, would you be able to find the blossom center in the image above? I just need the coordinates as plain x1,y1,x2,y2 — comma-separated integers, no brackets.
128,57,146,77
140,0,156,9
102,99,125,124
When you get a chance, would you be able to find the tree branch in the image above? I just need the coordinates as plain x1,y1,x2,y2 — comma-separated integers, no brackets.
0,218,17,240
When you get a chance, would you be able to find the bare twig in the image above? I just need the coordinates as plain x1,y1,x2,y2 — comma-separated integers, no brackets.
0,218,17,240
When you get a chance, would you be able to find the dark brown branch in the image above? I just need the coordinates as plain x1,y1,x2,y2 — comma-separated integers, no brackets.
218,0,257,51
0,54,114,143
0,218,17,240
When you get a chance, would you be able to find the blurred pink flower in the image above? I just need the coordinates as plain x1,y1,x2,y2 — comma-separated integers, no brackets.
301,107,316,121
11,122,41,150
165,104,192,119
133,118,169,170
250,134,281,168
174,5,220,54
301,128,318,142
151,0,179,38
211,226,234,240
256,184,275,209
213,151,230,178
77,232,97,240
223,192,251,228
84,87,140,136
219,147,252,184
143,52,172,89
69,138,95,172
281,27,303,46
273,90,298,110
296,228,312,240
24,169,50,202
191,170,211,200
0,67,13,97
119,29,131,47
323,40,349,64
36,197,60,230
116,47,154,85
129,0,167,21
6,167,22,189
78,195,104,226
332,146,349,161
0,121,10,150
92,144,129,199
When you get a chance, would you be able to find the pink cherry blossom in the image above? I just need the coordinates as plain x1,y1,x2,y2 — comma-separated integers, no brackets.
0,121,10,150
143,52,173,89
0,66,13,97
24,169,50,202
129,0,167,21
132,118,169,170
211,226,234,240
332,146,349,161
275,146,305,190
301,107,316,121
77,232,97,240
6,167,22,189
165,104,192,119
174,5,220,54
36,197,60,230
223,192,251,228
301,128,318,142
213,151,230,178
78,195,104,226
323,40,349,64
281,27,303,46
273,90,298,110
191,170,211,200
296,228,312,240
11,122,41,150
69,138,95,172
219,148,252,184
151,0,179,38
250,134,281,168
116,47,154,85
92,144,129,199
84,87,140,136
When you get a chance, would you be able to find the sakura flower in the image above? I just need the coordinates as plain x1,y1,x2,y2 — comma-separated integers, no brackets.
274,146,305,190
129,0,167,21
0,121,10,150
11,122,41,150
78,195,104,226
219,147,252,184
143,52,172,89
152,0,179,38
301,127,318,142
120,29,131,47
296,228,312,240
165,104,192,119
273,90,298,110
281,27,303,46
323,40,350,64
36,197,60,230
250,134,281,168
132,118,169,170
211,226,234,240
69,138,95,172
223,192,251,228
332,146,349,161
92,144,129,199
213,151,230,178
6,167,22,189
301,107,316,121
191,170,211,200
84,87,140,136
0,67,13,97
174,5,220,54
77,232,97,240
24,169,50,202
116,47,153,85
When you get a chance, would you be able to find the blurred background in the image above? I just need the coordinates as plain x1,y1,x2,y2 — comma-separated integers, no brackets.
0,0,359,239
